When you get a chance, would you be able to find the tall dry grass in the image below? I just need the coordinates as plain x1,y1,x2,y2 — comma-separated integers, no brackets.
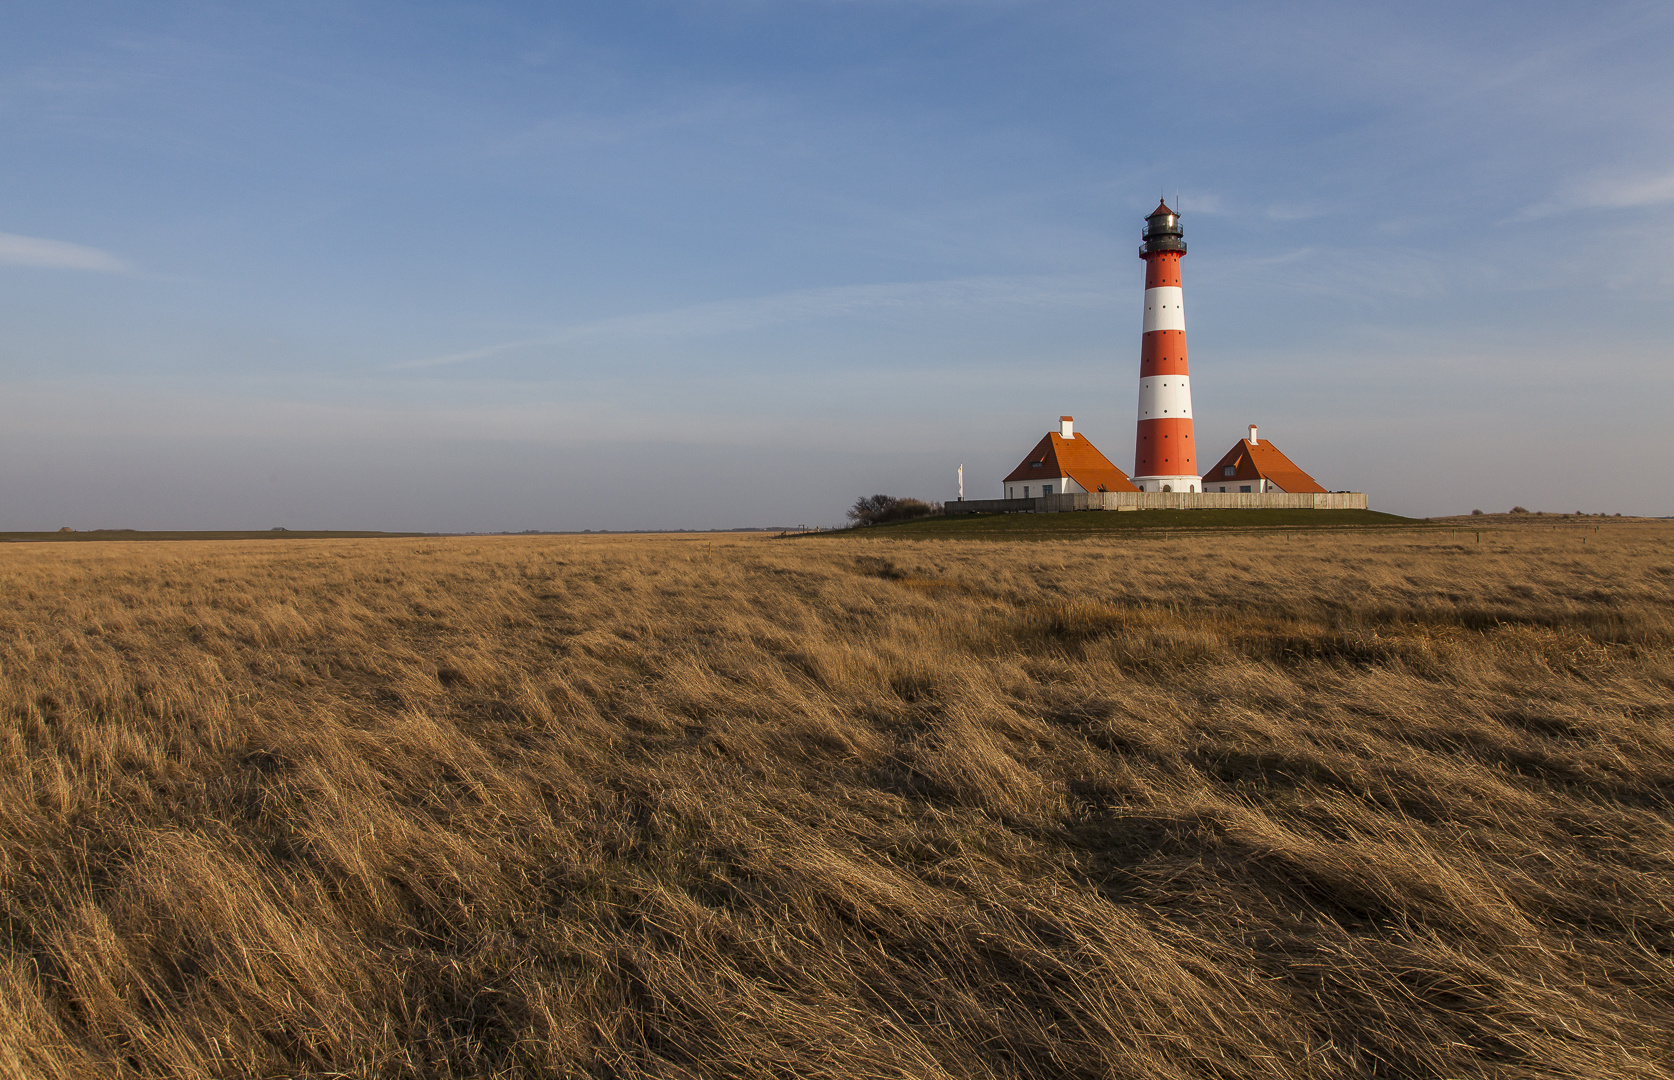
1,520,1671,1078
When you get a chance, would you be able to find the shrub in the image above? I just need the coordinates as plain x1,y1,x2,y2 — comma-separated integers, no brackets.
1470,509,1484,516
847,494,942,526
1510,506,1529,514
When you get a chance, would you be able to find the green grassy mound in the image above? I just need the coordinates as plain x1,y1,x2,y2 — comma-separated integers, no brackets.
827,507,1428,538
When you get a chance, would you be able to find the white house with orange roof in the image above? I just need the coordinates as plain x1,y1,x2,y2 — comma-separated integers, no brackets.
1002,417,1138,500
1200,426,1326,494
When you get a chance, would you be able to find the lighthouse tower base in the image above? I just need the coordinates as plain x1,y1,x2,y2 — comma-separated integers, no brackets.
1130,475,1201,494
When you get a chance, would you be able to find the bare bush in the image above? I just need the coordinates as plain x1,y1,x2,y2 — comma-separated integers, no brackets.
847,493,942,526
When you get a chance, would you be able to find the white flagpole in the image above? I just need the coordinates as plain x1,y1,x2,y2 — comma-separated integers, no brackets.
958,463,964,501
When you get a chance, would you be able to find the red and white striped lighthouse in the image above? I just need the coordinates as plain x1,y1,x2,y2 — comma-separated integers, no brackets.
1131,200,1198,493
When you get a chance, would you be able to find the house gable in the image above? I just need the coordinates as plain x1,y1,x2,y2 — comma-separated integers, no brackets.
1201,439,1326,493
1004,432,1138,493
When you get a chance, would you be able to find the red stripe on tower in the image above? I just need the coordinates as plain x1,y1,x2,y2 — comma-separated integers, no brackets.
1132,200,1198,492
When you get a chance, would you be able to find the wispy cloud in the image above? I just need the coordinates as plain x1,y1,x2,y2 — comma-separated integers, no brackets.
1212,245,1447,301
1174,192,1225,215
1516,167,1674,220
0,232,129,272
1578,169,1674,210
0,366,1034,453
1264,203,1332,223
391,275,1106,370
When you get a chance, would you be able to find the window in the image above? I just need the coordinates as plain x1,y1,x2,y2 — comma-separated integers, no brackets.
1218,486,1226,492
1023,487,1030,498
1007,487,1014,499
1043,484,1054,495
1223,466,1235,477
1240,485,1252,493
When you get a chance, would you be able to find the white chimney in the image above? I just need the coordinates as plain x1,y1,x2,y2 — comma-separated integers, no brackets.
1248,424,1259,445
1060,415,1074,439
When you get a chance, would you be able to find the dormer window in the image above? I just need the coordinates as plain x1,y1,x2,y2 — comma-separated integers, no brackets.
1223,465,1236,477
1031,461,1043,468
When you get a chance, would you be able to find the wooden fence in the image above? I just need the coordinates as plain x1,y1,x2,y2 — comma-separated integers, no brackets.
945,491,1370,515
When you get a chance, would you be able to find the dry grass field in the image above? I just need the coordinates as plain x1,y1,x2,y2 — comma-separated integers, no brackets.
2,518,1671,1078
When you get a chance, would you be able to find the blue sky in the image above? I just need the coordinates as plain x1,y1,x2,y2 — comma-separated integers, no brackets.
2,0,1671,529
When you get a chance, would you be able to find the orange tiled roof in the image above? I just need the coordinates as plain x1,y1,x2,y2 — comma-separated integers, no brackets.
1004,431,1139,492
1200,438,1326,493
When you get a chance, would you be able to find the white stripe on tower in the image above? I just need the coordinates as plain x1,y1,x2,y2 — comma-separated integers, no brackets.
1142,287,1185,334
1137,376,1193,418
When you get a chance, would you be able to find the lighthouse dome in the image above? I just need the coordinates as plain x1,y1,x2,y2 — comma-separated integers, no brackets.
1140,201,1186,254
1144,202,1182,236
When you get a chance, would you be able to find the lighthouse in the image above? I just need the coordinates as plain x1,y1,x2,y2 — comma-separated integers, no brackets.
1131,201,1198,493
